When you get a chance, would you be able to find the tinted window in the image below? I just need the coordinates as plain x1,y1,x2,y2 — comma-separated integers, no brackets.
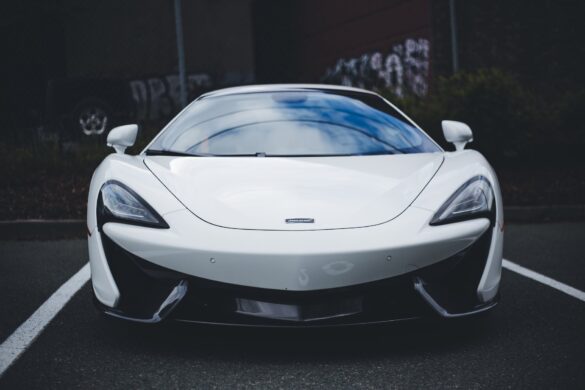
148,90,440,156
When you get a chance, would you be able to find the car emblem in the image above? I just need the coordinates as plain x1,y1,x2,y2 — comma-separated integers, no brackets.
285,218,315,224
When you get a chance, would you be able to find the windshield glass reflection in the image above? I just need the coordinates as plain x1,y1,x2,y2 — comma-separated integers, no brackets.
149,90,440,156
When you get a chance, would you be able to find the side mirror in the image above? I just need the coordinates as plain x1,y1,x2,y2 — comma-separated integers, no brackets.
442,120,473,151
107,124,138,154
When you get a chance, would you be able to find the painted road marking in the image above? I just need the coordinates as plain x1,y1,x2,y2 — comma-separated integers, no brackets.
0,263,90,378
503,259,585,303
1,259,585,378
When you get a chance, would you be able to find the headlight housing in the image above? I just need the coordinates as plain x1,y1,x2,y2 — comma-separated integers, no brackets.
430,176,494,225
98,180,168,228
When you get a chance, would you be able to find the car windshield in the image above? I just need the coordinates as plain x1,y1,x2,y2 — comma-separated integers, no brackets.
147,90,440,156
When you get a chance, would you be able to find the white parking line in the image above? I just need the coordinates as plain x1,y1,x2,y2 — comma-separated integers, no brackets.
1,258,584,378
503,259,585,303
0,263,90,378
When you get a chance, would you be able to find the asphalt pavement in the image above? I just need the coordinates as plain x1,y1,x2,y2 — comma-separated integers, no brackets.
1,222,584,389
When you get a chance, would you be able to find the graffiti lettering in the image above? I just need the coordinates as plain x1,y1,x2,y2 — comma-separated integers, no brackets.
129,73,212,120
321,38,430,97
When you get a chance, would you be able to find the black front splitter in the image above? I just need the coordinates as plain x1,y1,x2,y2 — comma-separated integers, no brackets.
94,280,188,324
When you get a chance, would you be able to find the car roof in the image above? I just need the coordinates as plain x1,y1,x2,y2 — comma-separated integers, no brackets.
199,84,379,99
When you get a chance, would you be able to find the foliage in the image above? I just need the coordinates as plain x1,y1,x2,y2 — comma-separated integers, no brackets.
0,82,583,219
381,68,553,165
0,121,162,179
557,89,585,154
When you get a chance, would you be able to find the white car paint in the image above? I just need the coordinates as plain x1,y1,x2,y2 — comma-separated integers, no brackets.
100,204,489,292
144,153,444,230
87,84,504,315
88,150,503,305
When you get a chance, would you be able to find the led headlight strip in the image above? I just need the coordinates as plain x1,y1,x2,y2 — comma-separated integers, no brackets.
98,180,169,228
430,176,494,225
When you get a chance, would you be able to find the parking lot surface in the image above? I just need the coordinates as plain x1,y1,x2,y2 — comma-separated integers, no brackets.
1,222,584,389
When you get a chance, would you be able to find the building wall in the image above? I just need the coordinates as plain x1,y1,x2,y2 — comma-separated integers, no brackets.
0,0,257,130
63,0,255,83
0,0,67,128
431,0,585,96
253,0,432,96
254,0,585,101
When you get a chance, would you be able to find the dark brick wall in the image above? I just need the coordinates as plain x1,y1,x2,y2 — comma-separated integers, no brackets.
293,0,432,82
432,0,585,95
1,0,256,131
254,0,585,100
62,0,255,82
253,0,432,94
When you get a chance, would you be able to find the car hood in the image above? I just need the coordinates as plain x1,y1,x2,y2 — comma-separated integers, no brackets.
144,154,444,230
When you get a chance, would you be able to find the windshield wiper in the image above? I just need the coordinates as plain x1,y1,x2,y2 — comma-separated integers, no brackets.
146,149,269,157
145,149,212,157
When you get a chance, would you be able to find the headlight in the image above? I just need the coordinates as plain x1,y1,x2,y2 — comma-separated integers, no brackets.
430,176,494,225
98,180,168,228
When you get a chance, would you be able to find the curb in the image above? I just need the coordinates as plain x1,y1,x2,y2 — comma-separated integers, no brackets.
1,206,584,239
0,219,86,240
503,205,585,223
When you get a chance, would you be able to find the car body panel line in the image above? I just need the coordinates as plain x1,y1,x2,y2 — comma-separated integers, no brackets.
413,277,498,318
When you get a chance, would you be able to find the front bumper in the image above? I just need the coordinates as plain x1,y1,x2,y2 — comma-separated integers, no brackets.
92,224,498,326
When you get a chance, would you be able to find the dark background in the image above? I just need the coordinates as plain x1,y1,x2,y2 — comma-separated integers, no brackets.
2,4,585,388
1,0,584,219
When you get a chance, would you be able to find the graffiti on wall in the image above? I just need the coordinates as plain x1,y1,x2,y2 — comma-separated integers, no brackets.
321,38,430,97
129,73,212,120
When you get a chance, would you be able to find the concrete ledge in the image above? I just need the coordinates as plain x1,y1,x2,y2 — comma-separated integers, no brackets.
504,205,585,223
0,219,86,240
1,206,584,240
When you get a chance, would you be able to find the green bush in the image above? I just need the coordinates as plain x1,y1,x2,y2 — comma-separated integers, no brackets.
382,68,545,165
0,121,163,179
557,89,585,154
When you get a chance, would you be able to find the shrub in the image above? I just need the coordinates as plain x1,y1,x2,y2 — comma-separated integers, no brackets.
557,89,585,156
381,68,545,165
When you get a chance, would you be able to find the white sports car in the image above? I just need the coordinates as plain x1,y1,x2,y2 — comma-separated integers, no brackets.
88,84,503,326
